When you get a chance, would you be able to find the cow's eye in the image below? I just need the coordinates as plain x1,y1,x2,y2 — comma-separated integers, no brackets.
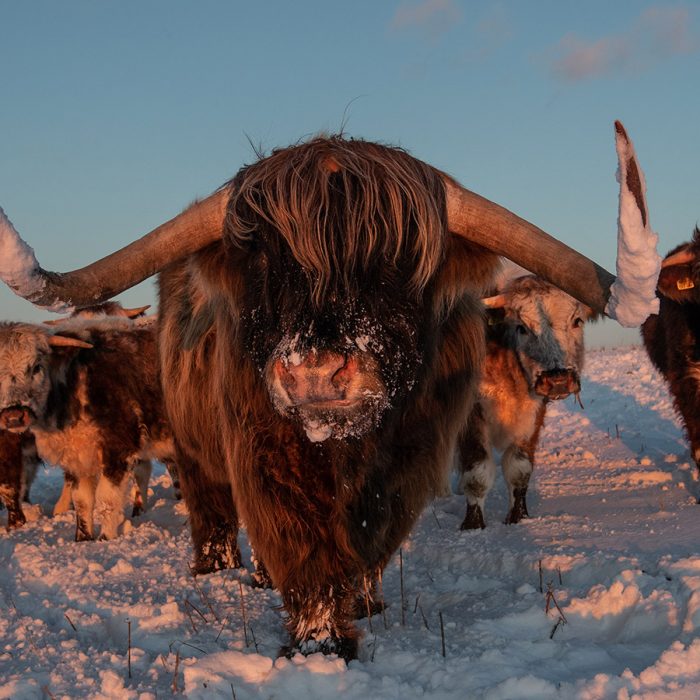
516,324,528,336
573,317,584,328
31,363,43,376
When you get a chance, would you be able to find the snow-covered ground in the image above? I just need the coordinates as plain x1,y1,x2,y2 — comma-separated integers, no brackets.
2,345,700,699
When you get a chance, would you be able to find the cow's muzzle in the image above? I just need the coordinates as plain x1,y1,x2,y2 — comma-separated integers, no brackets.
0,405,35,432
534,370,580,400
273,351,361,409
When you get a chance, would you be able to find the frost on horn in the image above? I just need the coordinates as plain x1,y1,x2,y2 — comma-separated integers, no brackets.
605,121,661,328
0,207,72,313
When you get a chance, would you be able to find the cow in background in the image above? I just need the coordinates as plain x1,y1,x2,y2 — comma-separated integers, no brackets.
47,302,156,517
642,227,700,476
459,275,594,529
0,317,174,540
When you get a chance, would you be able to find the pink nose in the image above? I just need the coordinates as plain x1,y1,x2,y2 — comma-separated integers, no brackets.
274,351,359,405
0,406,33,432
534,370,580,399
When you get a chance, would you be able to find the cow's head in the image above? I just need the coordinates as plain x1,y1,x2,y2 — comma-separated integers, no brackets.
223,140,463,440
0,323,91,432
484,276,595,400
656,227,700,304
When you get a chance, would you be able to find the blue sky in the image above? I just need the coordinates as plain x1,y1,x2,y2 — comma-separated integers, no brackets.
1,1,699,347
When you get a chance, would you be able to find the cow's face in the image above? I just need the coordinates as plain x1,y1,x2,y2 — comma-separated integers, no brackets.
0,325,54,432
656,230,700,304
489,277,591,400
225,139,447,442
0,324,91,432
236,244,430,442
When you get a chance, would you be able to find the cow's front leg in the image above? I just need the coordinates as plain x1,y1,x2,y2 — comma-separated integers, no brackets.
130,459,152,517
457,405,496,530
501,445,532,524
1,484,26,529
53,477,73,515
176,448,242,574
68,471,99,541
675,378,700,496
281,585,360,661
97,471,130,540
502,402,545,524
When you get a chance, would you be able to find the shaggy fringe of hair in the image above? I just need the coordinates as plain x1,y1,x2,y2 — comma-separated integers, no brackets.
225,136,447,305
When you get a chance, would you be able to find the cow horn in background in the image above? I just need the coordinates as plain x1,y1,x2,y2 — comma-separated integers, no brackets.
661,249,694,268
481,294,507,309
47,335,93,349
123,305,151,318
0,188,230,310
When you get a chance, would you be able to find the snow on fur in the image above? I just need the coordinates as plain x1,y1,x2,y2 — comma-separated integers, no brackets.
0,207,72,313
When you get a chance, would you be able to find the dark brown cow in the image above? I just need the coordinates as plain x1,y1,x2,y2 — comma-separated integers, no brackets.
0,318,174,540
46,302,157,517
0,430,38,529
0,126,654,659
642,227,700,475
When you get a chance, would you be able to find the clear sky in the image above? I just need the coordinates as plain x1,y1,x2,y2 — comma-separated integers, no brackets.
1,1,699,347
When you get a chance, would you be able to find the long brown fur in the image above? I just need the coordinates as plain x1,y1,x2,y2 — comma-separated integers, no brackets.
158,136,499,658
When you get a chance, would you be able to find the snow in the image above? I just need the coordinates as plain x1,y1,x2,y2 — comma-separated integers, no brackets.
0,207,73,313
604,125,661,327
4,345,700,698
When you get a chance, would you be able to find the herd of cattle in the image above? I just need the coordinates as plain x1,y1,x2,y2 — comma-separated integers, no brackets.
0,127,698,661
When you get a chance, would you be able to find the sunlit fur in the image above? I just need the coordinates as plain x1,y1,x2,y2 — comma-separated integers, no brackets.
459,275,593,528
45,302,159,517
0,320,173,540
158,136,499,658
642,227,700,475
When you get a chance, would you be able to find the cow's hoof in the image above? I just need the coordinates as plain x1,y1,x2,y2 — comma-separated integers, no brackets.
192,544,242,576
75,532,94,542
505,490,529,524
460,504,486,530
6,511,26,529
131,505,143,518
250,561,274,589
353,595,387,620
280,635,358,663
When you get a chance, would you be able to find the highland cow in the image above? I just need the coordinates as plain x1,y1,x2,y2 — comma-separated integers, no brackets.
0,318,174,540
0,125,655,659
459,275,594,529
642,228,700,475
46,302,157,517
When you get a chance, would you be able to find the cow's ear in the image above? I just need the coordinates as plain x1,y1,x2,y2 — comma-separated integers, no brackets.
656,264,697,303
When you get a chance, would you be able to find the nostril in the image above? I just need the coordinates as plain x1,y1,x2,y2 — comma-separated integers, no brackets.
331,355,357,387
274,360,297,390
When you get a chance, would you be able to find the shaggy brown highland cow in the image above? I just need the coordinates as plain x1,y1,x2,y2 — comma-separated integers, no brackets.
0,126,652,659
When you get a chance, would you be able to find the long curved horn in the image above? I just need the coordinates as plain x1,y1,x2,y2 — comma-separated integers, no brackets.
444,177,614,315
0,188,229,310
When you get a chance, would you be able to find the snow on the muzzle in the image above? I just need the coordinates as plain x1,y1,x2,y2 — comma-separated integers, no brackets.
605,125,661,327
0,207,72,312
